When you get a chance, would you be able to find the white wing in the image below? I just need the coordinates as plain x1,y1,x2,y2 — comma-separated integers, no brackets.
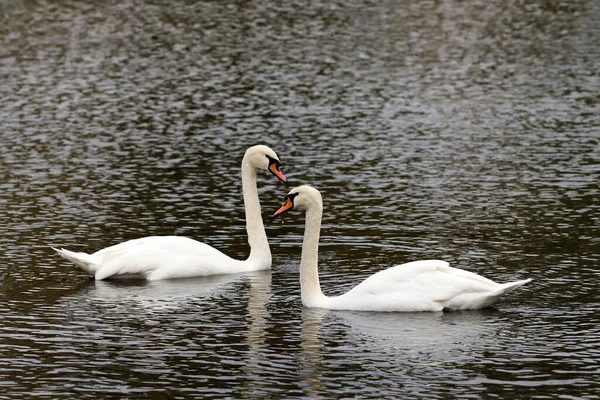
53,236,251,280
92,236,248,280
329,260,509,312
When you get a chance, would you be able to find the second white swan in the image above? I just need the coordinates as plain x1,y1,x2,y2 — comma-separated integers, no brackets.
274,185,531,312
54,145,287,280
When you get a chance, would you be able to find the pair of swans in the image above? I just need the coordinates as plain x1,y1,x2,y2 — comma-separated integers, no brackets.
54,145,531,312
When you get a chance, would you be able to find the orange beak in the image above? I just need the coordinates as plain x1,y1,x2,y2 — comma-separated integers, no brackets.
274,197,294,216
269,163,287,183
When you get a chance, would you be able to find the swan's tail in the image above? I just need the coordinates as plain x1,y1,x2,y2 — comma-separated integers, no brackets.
444,278,532,310
496,278,532,295
477,278,532,309
52,247,98,275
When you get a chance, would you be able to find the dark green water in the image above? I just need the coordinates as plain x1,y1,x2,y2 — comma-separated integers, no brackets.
1,0,598,398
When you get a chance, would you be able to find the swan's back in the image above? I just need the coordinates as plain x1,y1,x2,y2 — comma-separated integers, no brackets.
55,236,256,280
97,236,253,280
326,260,530,312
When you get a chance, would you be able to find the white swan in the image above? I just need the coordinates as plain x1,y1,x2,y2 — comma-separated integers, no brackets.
274,185,532,312
53,145,287,281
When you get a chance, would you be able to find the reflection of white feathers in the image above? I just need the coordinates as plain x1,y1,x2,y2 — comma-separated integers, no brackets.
82,270,272,313
53,145,285,280
300,307,512,371
280,185,531,312
297,308,509,397
333,308,502,347
241,270,274,392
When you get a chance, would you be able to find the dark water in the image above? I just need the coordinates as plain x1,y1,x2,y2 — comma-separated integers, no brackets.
1,0,599,398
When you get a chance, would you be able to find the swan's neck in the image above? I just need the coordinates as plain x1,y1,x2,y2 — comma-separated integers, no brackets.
300,205,327,306
241,158,271,267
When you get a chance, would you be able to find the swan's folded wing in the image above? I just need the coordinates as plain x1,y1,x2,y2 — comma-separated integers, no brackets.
93,236,234,280
342,260,501,311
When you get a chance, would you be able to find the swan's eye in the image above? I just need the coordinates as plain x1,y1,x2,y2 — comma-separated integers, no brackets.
274,192,298,216
266,155,279,168
266,155,287,183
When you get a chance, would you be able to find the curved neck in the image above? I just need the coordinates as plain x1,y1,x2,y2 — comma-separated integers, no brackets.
300,205,326,306
241,158,271,266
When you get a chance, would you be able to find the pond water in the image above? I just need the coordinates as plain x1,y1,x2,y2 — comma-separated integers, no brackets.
1,0,599,398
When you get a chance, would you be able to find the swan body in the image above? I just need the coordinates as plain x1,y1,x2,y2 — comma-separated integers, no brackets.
54,145,287,281
274,185,531,312
53,236,263,280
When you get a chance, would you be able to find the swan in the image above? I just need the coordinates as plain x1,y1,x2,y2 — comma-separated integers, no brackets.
274,185,532,312
53,145,287,281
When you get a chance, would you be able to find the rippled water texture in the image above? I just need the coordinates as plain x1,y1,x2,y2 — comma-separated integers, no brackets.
1,0,599,398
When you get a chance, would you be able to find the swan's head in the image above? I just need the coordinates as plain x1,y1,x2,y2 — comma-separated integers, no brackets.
274,185,322,215
245,145,286,183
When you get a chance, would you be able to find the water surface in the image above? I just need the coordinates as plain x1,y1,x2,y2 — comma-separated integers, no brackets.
1,0,599,398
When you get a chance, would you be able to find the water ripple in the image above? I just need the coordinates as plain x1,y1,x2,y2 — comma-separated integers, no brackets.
1,0,599,398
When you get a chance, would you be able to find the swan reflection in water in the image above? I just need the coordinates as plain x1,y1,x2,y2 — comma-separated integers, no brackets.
81,270,273,313
51,271,275,393
56,270,519,397
299,306,516,393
